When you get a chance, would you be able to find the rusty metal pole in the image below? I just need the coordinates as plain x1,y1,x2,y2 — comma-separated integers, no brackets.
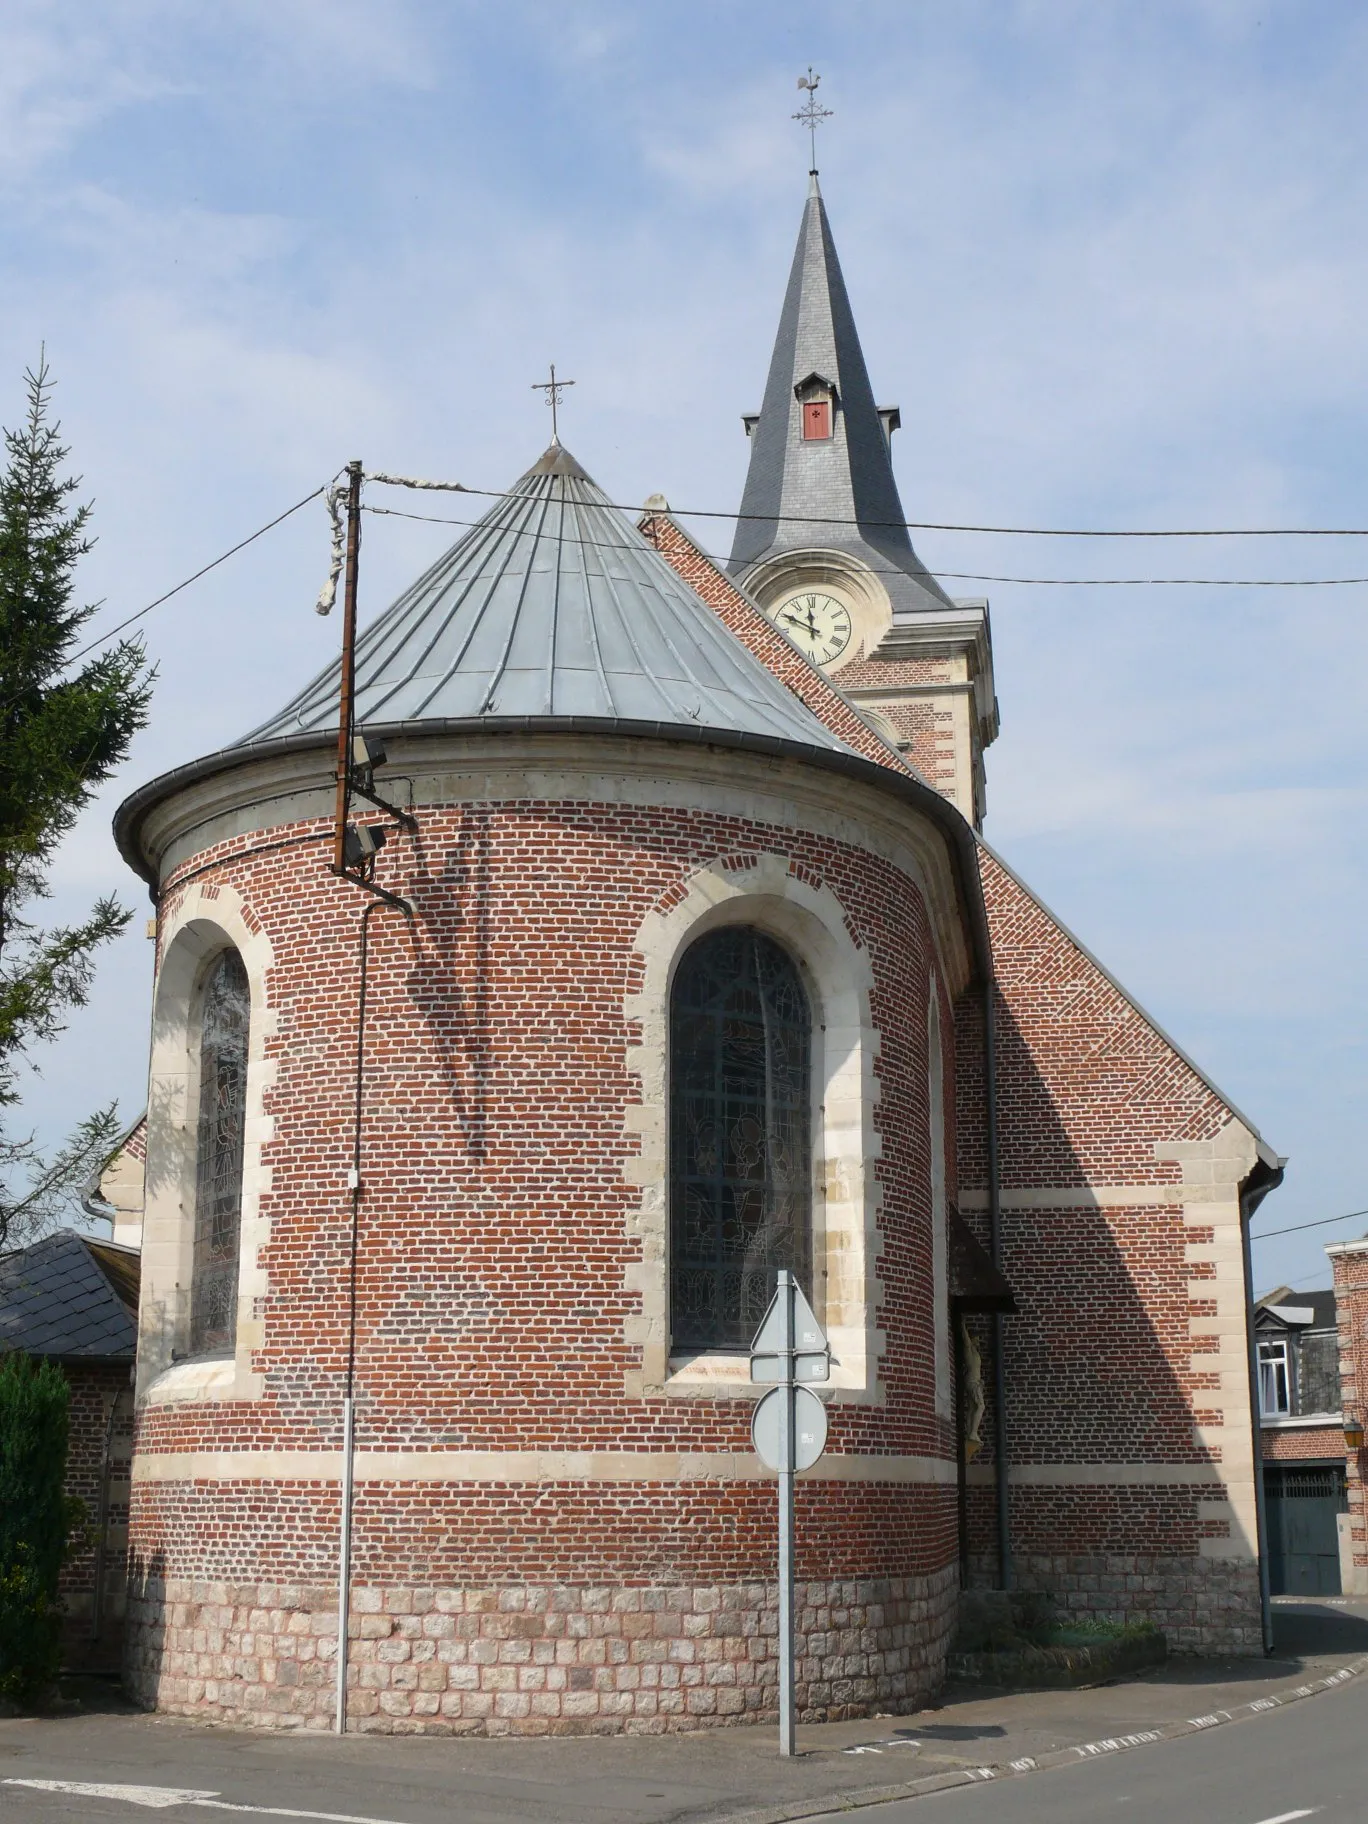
332,460,363,873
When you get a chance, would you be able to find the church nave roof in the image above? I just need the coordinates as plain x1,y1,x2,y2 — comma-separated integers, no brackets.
243,442,851,757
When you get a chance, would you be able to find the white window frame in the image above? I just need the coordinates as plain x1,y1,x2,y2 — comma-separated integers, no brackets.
1258,1337,1292,1417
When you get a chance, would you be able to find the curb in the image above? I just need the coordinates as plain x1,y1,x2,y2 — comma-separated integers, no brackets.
721,1656,1368,1824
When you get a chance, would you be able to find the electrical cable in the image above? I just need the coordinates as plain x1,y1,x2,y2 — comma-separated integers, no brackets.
63,485,325,667
1250,1206,1368,1242
370,475,1368,540
362,503,1368,590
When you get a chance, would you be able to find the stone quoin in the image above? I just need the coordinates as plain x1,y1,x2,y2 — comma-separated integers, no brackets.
109,175,1283,1735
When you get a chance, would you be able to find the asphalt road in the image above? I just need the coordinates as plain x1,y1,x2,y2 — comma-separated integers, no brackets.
804,1659,1367,1824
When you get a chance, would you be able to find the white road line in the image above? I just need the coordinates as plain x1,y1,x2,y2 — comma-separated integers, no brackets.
1,1781,413,1824
3,1786,217,1811
1250,1810,1318,1824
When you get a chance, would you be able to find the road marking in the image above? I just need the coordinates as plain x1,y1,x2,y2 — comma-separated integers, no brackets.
1249,1811,1318,1824
1072,1731,1164,1758
1,1781,413,1824
3,1787,218,1811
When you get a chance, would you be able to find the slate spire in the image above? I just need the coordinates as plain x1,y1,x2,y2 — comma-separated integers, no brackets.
728,176,952,613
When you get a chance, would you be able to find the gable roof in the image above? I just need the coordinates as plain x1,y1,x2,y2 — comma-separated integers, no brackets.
0,1230,139,1362
638,506,923,780
728,174,953,614
981,838,1283,1174
1255,1287,1337,1331
242,443,852,757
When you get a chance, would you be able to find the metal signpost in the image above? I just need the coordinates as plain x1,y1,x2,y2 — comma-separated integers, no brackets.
750,1270,830,1756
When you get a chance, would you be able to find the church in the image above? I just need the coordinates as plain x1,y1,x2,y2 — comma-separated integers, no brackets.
106,168,1284,1733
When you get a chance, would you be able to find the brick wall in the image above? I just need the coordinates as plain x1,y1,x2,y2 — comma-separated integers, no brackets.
59,1362,134,1671
1261,1425,1346,1463
1329,1240,1368,1587
953,850,1264,1652
127,755,963,1731
650,525,1267,1652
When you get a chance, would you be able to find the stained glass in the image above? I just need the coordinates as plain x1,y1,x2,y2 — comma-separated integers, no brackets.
190,950,250,1355
669,928,811,1351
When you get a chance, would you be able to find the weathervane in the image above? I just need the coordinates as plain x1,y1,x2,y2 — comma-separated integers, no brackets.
793,68,832,173
531,362,575,443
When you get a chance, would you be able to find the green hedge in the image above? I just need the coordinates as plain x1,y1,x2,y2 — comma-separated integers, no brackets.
0,1353,74,1703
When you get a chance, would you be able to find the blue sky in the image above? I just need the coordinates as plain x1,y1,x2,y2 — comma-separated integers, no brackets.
2,1,1365,1293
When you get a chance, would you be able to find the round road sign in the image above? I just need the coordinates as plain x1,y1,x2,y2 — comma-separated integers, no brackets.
750,1385,828,1472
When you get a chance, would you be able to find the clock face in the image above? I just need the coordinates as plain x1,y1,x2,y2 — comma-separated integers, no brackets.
772,590,853,667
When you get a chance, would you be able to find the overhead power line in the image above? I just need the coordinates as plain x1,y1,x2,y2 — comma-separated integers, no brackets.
64,486,325,668
433,479,1368,540
1251,1206,1368,1243
363,503,1368,589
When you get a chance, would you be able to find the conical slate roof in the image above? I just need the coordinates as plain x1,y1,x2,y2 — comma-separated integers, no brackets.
728,176,953,613
244,443,850,754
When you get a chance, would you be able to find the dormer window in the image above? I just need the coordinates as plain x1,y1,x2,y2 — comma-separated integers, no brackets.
795,372,836,442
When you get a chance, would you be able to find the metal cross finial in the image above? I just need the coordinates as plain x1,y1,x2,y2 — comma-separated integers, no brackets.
531,362,575,443
793,68,832,174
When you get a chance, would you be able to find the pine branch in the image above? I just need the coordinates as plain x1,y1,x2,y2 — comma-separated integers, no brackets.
0,1103,124,1249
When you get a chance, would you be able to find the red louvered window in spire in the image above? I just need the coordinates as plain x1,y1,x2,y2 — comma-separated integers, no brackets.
801,398,831,440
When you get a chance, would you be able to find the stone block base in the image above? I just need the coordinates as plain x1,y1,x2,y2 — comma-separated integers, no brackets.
968,1552,1263,1655
125,1567,958,1734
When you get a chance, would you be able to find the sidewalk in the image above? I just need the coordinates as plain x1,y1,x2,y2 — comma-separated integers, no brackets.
2,1596,1367,1824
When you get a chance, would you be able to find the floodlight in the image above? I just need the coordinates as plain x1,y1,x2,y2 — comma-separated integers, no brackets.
352,732,388,773
343,822,388,868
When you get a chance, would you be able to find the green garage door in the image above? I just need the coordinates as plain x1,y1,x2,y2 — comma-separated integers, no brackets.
1264,1464,1346,1596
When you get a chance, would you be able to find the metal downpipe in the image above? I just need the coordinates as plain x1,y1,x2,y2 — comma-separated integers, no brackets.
985,972,1012,1590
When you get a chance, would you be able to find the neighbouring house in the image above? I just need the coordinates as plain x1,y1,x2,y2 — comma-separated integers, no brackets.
1254,1261,1368,1599
0,1226,140,1670
1255,1287,1349,1597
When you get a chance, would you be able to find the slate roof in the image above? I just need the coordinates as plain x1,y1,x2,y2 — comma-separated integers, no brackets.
728,175,953,613
243,443,853,756
0,1230,139,1361
1257,1287,1339,1331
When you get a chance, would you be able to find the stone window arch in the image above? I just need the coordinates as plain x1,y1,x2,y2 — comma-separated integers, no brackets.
626,854,882,1400
138,884,274,1404
190,948,251,1355
668,927,812,1353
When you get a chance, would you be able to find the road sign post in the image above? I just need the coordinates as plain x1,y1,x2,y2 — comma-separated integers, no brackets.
750,1270,830,1758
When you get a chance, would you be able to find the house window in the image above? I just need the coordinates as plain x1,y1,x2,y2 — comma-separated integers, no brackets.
801,398,832,440
669,928,812,1352
190,949,251,1354
1259,1338,1292,1417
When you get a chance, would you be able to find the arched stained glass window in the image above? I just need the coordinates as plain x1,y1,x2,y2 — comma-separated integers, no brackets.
190,949,251,1355
669,928,812,1351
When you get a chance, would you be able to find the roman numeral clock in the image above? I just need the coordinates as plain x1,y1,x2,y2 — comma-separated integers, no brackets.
772,589,853,667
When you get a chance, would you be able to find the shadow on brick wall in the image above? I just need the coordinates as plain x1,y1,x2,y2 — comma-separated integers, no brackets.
953,982,1255,1648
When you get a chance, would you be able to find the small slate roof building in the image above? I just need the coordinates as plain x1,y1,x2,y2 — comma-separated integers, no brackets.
0,1229,138,1362
0,1228,139,1669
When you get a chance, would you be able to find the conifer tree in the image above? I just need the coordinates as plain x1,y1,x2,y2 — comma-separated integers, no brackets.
0,358,153,1248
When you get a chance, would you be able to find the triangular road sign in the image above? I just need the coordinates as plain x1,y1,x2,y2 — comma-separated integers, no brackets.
751,1280,826,1356
750,1279,830,1383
